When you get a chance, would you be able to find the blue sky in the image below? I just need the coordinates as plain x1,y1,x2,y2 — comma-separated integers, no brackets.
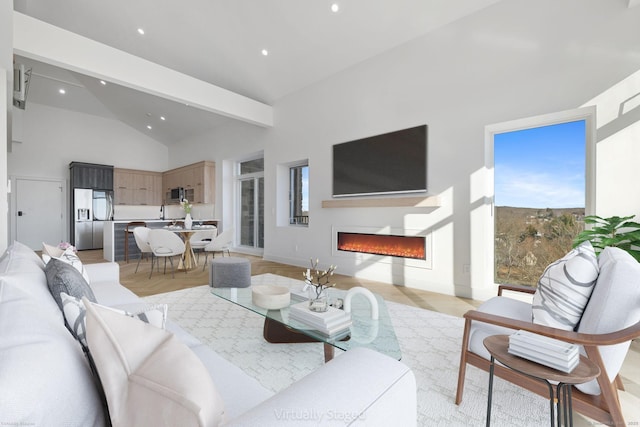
494,120,586,209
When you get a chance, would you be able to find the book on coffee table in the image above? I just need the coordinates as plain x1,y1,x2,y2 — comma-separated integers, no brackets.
289,301,352,337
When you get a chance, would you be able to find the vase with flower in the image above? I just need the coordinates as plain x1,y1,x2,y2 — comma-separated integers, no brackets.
180,199,193,229
303,259,337,312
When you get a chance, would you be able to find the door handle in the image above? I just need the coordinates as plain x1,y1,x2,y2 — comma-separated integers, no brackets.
18,211,24,216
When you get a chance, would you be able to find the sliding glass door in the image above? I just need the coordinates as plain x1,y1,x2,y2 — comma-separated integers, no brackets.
237,158,264,251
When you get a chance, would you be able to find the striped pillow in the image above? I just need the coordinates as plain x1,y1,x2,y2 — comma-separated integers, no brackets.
532,241,599,330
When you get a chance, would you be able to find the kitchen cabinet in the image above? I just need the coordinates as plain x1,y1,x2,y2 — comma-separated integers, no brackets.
70,162,114,190
114,168,162,205
162,161,215,204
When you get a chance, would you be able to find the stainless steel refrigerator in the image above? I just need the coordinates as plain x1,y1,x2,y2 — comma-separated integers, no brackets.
74,188,113,250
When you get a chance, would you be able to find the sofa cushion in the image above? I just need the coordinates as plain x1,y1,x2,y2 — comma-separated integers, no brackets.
45,258,97,311
0,241,45,274
0,280,106,426
84,299,226,427
532,241,599,331
61,292,168,349
576,246,640,395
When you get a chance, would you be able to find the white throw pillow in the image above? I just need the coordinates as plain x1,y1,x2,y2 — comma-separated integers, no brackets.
84,298,225,427
42,244,91,284
532,240,599,330
61,293,168,349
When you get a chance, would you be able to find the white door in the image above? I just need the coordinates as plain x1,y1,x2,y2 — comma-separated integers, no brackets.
16,178,65,250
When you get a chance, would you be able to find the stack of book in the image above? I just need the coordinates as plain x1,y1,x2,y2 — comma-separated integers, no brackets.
508,330,580,373
289,301,352,337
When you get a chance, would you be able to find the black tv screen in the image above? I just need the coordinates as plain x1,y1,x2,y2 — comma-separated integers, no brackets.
332,125,427,197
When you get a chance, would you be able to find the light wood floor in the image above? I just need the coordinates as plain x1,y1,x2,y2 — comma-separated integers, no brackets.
78,249,640,422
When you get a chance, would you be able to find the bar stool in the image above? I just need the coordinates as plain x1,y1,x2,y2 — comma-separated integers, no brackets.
124,221,147,263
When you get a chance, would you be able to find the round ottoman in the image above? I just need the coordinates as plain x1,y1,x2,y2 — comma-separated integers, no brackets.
209,257,251,288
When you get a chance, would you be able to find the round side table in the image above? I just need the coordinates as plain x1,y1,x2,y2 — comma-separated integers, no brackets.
483,334,600,427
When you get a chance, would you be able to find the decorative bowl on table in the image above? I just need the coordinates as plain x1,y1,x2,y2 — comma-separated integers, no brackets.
252,285,291,309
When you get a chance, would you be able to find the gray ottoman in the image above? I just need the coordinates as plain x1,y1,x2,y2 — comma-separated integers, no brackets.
209,257,251,288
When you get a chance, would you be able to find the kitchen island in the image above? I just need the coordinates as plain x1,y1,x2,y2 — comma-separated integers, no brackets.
103,219,219,262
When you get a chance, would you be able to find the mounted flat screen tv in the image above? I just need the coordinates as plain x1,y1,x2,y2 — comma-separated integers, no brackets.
332,125,427,197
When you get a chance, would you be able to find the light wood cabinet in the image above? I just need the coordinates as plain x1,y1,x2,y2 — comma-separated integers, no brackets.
114,168,163,205
162,161,215,204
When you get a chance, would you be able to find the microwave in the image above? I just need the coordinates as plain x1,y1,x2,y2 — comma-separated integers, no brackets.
169,187,184,202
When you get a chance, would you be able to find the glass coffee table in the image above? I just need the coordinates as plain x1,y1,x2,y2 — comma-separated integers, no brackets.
210,274,401,362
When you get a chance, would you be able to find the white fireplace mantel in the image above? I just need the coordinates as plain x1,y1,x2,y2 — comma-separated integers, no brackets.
321,195,440,209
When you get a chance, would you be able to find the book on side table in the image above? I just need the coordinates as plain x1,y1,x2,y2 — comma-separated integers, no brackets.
508,330,579,373
289,301,352,337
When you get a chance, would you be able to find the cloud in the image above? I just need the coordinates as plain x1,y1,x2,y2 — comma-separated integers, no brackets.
495,166,584,208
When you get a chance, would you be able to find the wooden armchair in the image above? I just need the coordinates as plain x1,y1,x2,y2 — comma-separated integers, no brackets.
456,248,640,427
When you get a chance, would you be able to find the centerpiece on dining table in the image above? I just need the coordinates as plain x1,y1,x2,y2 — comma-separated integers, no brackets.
303,258,337,312
181,199,193,229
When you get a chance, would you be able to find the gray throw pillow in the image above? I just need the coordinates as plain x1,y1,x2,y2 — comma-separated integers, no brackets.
45,258,97,311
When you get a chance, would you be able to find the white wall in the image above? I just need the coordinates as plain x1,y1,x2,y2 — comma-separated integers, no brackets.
8,102,169,242
10,102,168,178
178,0,640,299
1,3,12,251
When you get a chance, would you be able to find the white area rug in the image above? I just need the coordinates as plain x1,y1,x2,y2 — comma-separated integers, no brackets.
143,274,553,426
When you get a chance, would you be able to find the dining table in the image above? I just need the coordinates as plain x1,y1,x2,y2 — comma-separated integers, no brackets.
164,227,197,270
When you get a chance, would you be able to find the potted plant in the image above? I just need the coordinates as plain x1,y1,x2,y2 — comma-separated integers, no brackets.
573,215,640,262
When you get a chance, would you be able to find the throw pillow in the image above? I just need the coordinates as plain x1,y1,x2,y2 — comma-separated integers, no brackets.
45,258,97,311
61,293,168,349
532,240,599,330
84,298,225,427
42,244,91,284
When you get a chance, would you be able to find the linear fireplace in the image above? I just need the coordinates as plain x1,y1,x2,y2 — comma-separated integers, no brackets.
337,232,426,260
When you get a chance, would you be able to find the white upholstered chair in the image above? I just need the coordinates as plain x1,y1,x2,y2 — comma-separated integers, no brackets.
190,227,218,262
456,246,640,426
147,229,186,279
201,228,234,271
132,226,153,274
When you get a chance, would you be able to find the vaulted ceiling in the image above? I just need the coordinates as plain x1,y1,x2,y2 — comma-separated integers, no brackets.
13,0,502,145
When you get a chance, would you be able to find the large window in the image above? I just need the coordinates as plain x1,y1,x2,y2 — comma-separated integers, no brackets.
289,163,309,226
490,110,595,287
237,158,264,250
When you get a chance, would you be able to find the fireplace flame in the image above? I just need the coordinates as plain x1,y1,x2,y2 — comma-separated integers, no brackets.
337,232,426,260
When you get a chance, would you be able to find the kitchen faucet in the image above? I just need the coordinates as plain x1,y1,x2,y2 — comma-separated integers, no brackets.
160,204,165,220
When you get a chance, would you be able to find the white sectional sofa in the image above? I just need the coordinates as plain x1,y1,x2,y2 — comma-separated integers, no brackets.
0,242,416,426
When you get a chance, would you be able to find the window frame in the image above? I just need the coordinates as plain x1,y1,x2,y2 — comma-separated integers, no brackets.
288,162,309,227
472,106,596,296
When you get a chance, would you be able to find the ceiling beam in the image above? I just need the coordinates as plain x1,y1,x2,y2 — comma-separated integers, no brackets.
12,12,273,128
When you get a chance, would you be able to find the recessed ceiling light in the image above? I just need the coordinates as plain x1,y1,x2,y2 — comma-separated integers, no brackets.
59,88,66,94
261,49,269,56
100,80,106,85
160,116,166,121
330,3,340,12
146,125,152,130
137,28,145,35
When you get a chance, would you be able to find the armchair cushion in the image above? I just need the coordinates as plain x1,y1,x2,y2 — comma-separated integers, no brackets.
468,296,532,360
532,241,599,331
576,246,640,395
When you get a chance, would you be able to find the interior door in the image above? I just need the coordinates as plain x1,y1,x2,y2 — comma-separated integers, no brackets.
16,178,65,250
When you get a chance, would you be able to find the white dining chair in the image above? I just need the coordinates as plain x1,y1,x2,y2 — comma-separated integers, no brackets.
147,229,186,279
201,228,234,271
132,226,153,274
190,227,218,262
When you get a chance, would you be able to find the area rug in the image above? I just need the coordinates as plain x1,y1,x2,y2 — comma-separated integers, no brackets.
142,274,553,426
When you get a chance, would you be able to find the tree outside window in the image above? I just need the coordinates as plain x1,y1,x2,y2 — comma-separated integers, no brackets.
290,164,308,225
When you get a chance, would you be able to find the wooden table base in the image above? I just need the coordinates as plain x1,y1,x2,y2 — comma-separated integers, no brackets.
262,318,349,362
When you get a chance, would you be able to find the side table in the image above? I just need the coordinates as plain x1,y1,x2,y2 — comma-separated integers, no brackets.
483,335,600,427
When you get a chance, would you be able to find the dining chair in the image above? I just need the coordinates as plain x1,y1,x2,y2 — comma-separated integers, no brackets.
147,229,186,279
190,227,218,262
132,226,153,274
124,221,146,263
201,228,234,271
